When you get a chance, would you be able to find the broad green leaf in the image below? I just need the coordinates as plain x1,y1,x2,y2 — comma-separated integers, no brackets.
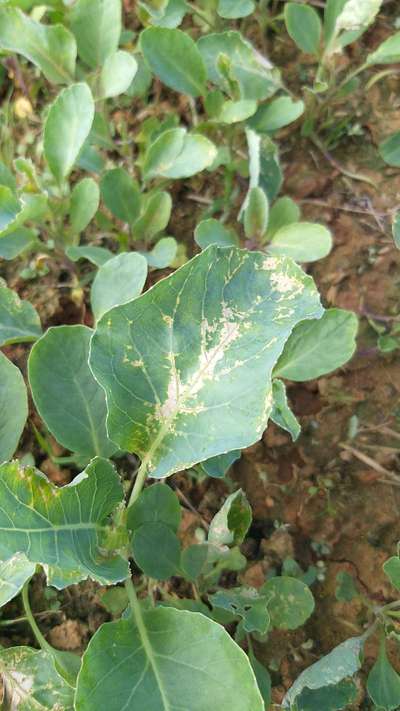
248,97,305,133
0,554,35,608
0,351,27,462
267,222,332,262
75,607,264,710
29,325,117,458
270,379,300,441
70,0,121,69
194,218,238,249
0,647,74,710
151,0,187,28
0,284,41,345
208,489,252,546
249,653,272,708
263,576,314,630
0,228,36,259
284,3,322,55
244,186,269,240
143,128,184,178
90,247,322,478
100,50,138,98
283,636,364,707
200,450,241,478
274,308,358,381
217,0,255,19
91,252,148,322
379,131,400,167
384,556,400,590
217,99,257,123
132,191,172,242
0,457,128,588
144,127,217,179
198,31,280,101
367,641,400,711
0,7,76,84
367,32,400,65
66,245,112,266
44,83,95,183
266,196,300,239
295,680,358,711
140,26,207,97
392,211,400,249
209,587,270,633
100,168,141,225
181,543,210,581
127,483,181,532
144,236,177,268
132,521,181,579
70,177,100,234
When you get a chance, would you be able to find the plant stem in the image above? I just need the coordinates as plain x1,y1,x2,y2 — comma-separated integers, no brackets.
22,581,52,654
128,460,148,507
309,132,376,187
0,610,61,627
365,67,400,91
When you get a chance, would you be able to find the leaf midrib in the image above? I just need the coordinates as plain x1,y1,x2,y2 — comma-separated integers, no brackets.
128,589,172,711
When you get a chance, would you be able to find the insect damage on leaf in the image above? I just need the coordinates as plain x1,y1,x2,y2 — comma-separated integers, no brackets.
0,457,129,588
90,246,323,479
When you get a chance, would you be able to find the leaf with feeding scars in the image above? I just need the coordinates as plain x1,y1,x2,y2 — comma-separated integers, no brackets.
0,457,129,589
208,489,252,546
209,586,270,633
90,246,322,479
283,635,364,707
0,554,35,608
75,607,264,710
0,647,74,710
